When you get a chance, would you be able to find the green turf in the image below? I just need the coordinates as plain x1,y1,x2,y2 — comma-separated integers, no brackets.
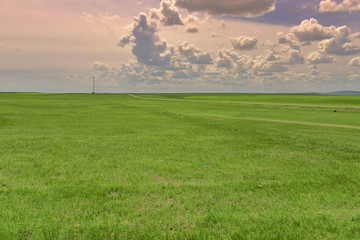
139,93,360,107
0,93,360,239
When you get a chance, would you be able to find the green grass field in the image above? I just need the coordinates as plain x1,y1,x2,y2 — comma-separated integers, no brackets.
1,92,360,239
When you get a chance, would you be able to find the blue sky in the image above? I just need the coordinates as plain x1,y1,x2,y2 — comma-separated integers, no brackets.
1,0,360,93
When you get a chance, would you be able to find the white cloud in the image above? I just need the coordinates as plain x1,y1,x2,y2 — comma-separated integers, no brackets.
118,13,173,66
318,26,360,55
252,56,288,75
282,48,305,65
291,18,335,42
319,0,360,13
349,56,360,66
151,0,184,26
111,7,356,90
177,41,213,64
231,36,258,50
215,49,238,68
307,51,335,64
276,32,299,46
262,47,304,65
174,0,276,17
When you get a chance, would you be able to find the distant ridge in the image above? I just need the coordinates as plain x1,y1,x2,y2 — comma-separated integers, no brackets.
323,91,360,95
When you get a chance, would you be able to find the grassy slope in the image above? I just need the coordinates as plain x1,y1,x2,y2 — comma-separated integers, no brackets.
0,93,360,239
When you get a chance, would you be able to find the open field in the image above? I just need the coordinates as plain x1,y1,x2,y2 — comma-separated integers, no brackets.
1,92,360,239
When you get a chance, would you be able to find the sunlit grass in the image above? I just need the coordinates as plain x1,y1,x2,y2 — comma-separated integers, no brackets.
0,93,359,239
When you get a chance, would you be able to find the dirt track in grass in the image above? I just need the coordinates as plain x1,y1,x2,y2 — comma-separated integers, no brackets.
128,94,360,110
129,94,360,130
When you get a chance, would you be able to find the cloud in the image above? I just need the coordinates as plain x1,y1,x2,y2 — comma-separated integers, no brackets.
291,18,335,42
318,26,360,55
264,50,278,61
112,6,352,90
177,41,213,64
282,48,305,65
319,0,360,13
215,49,236,68
307,51,335,64
118,35,132,47
262,47,304,65
348,73,360,80
118,13,173,66
276,32,299,46
349,56,360,66
309,65,320,75
174,0,276,17
350,32,360,39
231,36,258,50
185,15,199,23
93,61,109,71
150,0,183,26
186,25,199,33
252,56,288,75
287,18,360,56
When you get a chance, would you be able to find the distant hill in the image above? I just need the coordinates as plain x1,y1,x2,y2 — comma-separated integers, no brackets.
323,91,360,95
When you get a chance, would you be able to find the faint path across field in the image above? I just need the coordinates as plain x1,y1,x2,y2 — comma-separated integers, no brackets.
128,94,360,109
192,113,360,130
128,94,360,130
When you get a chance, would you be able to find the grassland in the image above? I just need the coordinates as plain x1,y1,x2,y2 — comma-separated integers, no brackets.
0,92,360,239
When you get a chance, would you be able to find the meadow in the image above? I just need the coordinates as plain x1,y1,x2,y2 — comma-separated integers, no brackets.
0,92,360,239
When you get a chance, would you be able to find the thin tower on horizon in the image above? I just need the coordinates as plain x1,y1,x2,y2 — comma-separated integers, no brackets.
92,75,95,94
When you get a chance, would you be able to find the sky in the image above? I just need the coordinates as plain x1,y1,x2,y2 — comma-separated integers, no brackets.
1,0,360,93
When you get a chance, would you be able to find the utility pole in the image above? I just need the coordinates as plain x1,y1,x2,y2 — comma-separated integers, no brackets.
92,75,95,94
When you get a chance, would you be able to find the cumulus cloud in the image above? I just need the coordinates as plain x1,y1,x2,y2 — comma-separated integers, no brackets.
215,49,237,68
111,4,354,90
319,0,360,13
349,56,360,66
231,36,258,51
287,18,360,56
186,25,199,33
177,41,213,64
318,26,360,55
252,55,288,75
291,18,335,42
264,50,278,61
276,32,299,46
174,0,276,17
262,47,304,65
307,51,335,64
93,61,109,71
118,13,173,66
282,48,305,65
150,0,184,26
